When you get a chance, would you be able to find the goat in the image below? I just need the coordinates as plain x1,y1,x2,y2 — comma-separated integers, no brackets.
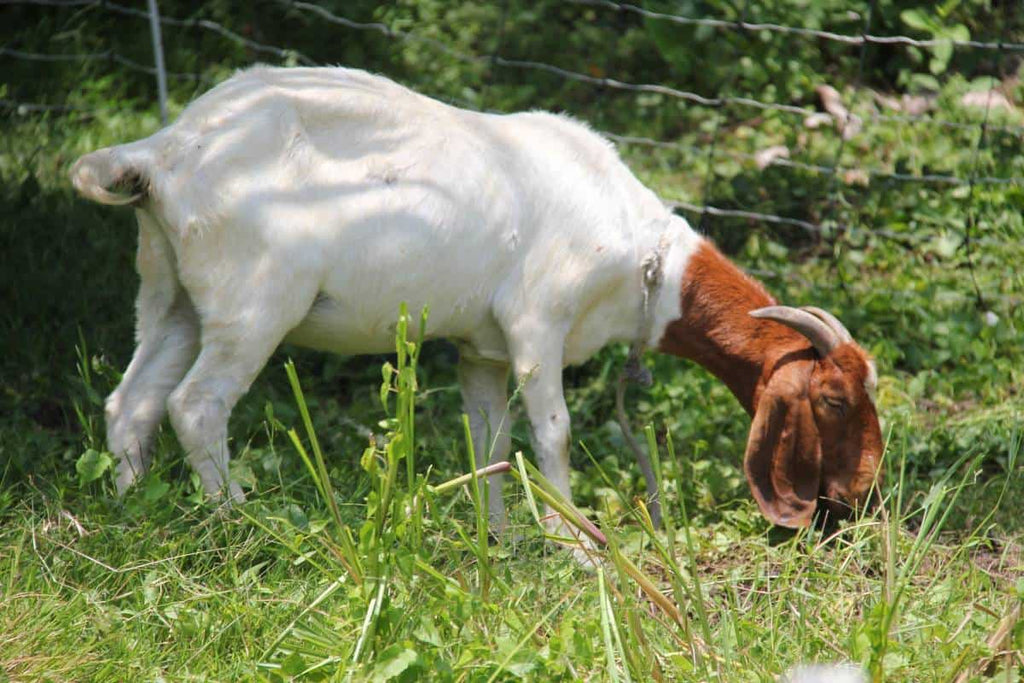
71,66,882,534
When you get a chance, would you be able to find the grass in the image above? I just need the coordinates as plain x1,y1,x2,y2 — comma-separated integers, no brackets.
1,308,1021,681
2,37,1023,679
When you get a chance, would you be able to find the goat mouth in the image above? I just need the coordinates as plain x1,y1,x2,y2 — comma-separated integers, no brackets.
815,487,881,528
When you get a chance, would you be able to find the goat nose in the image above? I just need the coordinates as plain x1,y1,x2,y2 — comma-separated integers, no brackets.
819,482,857,517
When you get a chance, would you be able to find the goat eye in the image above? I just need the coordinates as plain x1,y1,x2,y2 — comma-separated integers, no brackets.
821,395,846,413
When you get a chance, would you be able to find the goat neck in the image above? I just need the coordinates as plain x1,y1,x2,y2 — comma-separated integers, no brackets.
656,240,812,415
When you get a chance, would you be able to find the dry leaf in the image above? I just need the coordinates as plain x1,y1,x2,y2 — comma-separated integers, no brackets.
754,145,790,170
960,90,1014,112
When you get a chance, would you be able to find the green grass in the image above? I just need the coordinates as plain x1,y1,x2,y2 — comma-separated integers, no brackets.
3,21,1024,677
1,308,1021,681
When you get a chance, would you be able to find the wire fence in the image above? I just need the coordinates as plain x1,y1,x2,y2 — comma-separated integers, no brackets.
572,0,1024,53
2,0,1022,306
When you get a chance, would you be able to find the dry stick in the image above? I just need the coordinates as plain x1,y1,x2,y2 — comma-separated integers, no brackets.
614,373,660,528
430,461,512,496
695,0,751,236
951,601,1022,683
616,0,756,533
959,4,1011,313
145,0,168,124
819,0,876,298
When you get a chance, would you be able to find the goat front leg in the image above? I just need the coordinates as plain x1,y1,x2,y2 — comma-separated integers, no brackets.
457,354,511,531
507,327,593,552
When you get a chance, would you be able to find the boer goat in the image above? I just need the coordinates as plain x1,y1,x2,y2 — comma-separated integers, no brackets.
71,66,882,534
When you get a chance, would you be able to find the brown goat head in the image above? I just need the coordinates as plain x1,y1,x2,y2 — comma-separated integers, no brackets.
744,306,883,528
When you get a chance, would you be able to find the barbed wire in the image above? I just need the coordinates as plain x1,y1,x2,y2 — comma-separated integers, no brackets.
0,0,93,5
5,0,1023,136
571,0,1024,53
7,0,1023,53
280,1,1024,242
604,132,1023,186
0,97,98,114
5,35,1015,181
3,0,1022,241
0,46,206,81
283,1,1024,188
101,1,317,66
287,1,1024,136
667,200,822,233
0,0,316,65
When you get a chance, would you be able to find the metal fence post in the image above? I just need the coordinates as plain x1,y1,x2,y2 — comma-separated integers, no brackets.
146,0,169,124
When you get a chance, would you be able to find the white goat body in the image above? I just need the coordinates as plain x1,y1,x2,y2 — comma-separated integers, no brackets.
71,66,702,524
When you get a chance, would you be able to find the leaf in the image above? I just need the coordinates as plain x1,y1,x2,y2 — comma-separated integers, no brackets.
909,73,941,92
931,233,960,259
229,460,257,489
142,477,170,503
284,503,309,530
947,23,970,43
930,42,953,74
75,449,113,485
380,362,394,411
413,617,443,647
279,651,306,677
360,445,377,475
142,570,161,606
968,76,999,92
506,657,538,678
899,9,937,34
369,646,419,682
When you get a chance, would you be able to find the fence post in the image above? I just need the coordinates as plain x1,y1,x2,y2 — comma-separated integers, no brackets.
146,0,169,124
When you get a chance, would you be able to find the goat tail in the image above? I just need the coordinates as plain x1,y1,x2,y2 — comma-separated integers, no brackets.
70,145,149,206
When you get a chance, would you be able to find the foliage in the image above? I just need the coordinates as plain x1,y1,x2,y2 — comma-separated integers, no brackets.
1,0,1022,680
2,317,1021,680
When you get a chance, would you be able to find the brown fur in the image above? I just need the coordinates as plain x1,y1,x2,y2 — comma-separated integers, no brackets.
658,241,882,527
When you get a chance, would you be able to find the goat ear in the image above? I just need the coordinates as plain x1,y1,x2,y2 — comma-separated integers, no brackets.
744,391,822,528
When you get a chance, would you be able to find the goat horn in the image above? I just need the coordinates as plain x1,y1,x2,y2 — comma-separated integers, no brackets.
750,306,840,357
800,306,853,344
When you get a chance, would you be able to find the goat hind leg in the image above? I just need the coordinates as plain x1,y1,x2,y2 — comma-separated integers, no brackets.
106,297,199,494
106,214,198,494
166,278,316,503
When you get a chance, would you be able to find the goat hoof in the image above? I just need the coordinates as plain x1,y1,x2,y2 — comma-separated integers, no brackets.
207,481,246,512
565,543,602,572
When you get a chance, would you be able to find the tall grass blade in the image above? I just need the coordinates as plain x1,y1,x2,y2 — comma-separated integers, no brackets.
598,566,625,683
514,451,542,527
462,412,491,598
285,359,342,530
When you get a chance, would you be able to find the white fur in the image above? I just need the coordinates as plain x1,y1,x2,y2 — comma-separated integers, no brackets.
781,663,866,683
71,66,704,519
